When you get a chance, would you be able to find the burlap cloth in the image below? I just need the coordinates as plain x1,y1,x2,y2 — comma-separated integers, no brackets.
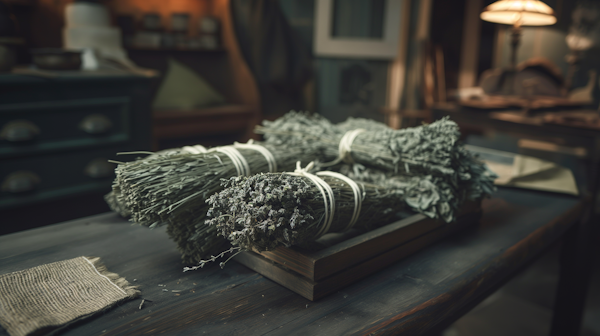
0,256,139,336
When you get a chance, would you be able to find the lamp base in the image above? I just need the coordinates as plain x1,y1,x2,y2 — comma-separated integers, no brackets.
479,67,519,96
498,68,518,95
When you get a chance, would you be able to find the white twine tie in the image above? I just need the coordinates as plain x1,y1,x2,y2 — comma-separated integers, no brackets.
321,128,366,167
316,171,364,232
181,144,208,154
182,143,261,176
233,139,278,173
286,162,335,239
209,146,250,176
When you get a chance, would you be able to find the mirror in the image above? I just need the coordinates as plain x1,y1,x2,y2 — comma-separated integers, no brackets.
314,0,403,59
331,0,385,39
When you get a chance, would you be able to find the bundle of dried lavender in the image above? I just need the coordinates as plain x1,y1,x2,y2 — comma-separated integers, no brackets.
104,191,130,218
111,112,495,263
105,148,181,218
256,112,497,222
205,169,404,253
113,143,325,263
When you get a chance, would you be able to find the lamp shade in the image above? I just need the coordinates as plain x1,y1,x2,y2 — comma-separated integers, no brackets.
481,0,556,26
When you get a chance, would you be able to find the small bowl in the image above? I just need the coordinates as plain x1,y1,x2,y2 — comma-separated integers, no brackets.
31,49,82,70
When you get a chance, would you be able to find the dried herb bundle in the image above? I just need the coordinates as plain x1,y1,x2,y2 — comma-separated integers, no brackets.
257,112,497,222
205,170,404,252
112,143,325,263
106,148,180,218
334,164,456,222
104,190,130,218
109,112,495,264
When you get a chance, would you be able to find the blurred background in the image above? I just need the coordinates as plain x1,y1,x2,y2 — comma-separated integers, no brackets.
1,1,600,334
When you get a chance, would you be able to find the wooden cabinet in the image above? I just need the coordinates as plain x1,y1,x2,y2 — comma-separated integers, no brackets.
0,73,152,214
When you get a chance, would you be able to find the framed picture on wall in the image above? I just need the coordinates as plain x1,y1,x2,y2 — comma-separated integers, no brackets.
314,0,404,59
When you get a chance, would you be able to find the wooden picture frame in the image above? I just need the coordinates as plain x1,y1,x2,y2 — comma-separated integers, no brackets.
313,0,403,59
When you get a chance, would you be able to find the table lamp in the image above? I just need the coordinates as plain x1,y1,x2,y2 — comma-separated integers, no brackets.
480,0,556,94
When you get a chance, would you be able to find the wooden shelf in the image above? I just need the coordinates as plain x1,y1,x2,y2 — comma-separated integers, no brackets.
152,104,258,149
4,0,33,6
154,104,253,120
126,47,226,53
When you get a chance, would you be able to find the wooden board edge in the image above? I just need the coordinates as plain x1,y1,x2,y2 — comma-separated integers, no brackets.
311,217,442,280
257,214,433,281
312,212,481,299
234,251,316,301
236,211,482,301
258,200,481,281
259,248,317,280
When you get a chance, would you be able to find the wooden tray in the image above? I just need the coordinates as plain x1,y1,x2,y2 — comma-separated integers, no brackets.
235,201,482,301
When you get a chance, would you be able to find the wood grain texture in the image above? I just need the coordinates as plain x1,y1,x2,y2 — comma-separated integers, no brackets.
0,188,582,336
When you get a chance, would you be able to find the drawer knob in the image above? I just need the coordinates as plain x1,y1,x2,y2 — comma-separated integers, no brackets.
80,114,113,135
1,171,41,193
84,158,116,178
0,120,40,142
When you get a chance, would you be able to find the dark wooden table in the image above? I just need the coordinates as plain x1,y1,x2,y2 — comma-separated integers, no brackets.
0,188,584,336
433,104,600,335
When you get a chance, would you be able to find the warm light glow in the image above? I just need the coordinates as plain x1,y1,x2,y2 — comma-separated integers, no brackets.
480,0,556,26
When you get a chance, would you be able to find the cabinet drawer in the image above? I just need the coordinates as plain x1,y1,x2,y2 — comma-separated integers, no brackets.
0,97,130,158
0,147,123,209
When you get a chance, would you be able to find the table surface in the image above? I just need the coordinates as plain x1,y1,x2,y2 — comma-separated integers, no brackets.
433,104,600,148
0,188,583,336
433,105,600,336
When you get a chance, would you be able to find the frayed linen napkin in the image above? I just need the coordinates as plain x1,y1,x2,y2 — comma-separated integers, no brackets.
0,256,139,336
